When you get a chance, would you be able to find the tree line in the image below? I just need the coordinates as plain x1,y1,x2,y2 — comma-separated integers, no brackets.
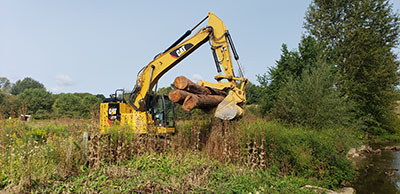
246,0,400,136
0,77,104,119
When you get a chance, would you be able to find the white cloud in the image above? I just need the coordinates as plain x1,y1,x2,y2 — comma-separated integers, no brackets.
50,87,63,94
191,74,203,83
55,74,75,86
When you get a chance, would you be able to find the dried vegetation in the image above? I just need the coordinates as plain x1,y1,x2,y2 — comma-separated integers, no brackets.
0,108,357,193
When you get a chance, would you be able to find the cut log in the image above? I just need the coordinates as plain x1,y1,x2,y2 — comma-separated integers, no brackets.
171,76,228,111
174,76,227,96
168,89,191,104
174,76,211,95
206,87,227,96
182,94,225,111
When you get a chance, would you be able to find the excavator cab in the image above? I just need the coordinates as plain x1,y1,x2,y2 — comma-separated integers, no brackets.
103,89,126,103
146,94,175,128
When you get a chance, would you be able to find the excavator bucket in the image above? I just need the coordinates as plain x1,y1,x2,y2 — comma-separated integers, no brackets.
214,92,243,120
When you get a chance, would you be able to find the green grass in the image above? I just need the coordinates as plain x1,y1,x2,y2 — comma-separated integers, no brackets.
0,118,359,193
34,152,312,194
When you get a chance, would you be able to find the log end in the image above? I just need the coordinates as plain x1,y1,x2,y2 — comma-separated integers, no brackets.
168,90,181,103
174,76,190,90
182,95,199,111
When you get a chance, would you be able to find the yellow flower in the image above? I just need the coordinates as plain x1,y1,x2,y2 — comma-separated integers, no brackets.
16,138,23,146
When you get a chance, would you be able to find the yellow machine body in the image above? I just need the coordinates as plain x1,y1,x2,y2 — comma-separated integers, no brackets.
100,102,175,134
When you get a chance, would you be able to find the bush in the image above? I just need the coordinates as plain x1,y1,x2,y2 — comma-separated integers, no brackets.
274,62,358,130
177,118,359,188
238,120,358,188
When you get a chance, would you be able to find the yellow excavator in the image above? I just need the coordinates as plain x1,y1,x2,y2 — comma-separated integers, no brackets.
100,12,248,134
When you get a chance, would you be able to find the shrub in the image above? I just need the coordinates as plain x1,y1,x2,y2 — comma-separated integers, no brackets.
274,62,358,130
238,120,358,188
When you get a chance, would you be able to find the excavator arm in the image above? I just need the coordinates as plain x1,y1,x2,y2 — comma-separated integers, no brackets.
128,12,247,120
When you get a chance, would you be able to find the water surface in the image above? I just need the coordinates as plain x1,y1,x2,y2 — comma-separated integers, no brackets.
352,143,400,194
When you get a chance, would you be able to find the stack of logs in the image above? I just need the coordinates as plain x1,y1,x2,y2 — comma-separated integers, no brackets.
168,76,227,111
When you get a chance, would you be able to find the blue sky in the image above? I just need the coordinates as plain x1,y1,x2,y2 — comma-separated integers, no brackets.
1,0,399,95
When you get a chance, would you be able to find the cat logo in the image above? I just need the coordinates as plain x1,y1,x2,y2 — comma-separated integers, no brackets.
108,108,117,115
170,43,193,59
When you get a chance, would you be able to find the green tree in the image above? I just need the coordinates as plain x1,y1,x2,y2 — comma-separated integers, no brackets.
0,92,4,107
156,84,173,95
52,93,82,118
245,82,263,105
11,77,45,95
305,0,400,134
275,62,356,130
0,77,11,112
81,95,102,118
0,77,11,93
1,95,18,118
257,36,324,114
95,94,106,100
18,88,54,116
73,92,94,99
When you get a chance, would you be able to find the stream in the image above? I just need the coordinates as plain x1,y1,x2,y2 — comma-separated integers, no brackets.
352,143,400,194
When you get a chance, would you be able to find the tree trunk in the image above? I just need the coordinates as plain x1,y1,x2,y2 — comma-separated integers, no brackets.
182,94,225,111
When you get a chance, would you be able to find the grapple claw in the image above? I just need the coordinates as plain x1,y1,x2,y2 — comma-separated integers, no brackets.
215,93,243,120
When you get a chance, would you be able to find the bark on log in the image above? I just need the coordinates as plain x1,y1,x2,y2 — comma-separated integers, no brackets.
182,94,225,111
168,90,191,104
174,76,211,95
206,87,227,96
174,76,227,96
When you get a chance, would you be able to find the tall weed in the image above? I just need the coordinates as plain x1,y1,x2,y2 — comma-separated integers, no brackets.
0,114,359,192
